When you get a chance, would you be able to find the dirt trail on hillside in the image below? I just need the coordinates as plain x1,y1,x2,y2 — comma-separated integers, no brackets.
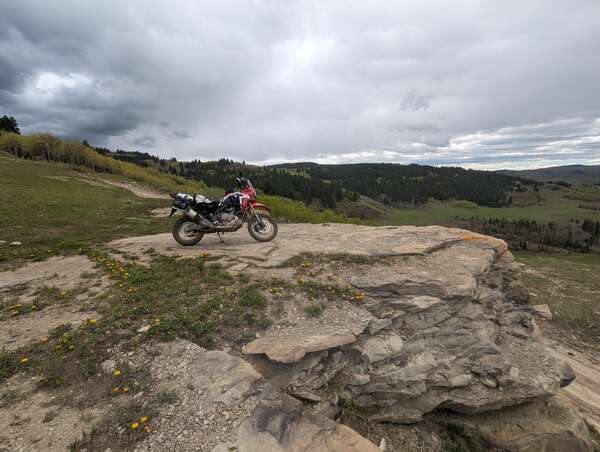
97,179,170,199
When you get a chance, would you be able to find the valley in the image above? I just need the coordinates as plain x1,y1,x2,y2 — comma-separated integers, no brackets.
1,138,600,451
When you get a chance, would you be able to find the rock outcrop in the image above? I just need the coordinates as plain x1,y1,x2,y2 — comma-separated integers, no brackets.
236,225,575,423
113,224,590,451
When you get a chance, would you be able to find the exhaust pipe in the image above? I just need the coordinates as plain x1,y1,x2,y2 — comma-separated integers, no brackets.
184,208,213,228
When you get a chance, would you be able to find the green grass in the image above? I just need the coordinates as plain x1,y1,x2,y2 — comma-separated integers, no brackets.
0,154,175,264
515,251,600,345
261,194,357,224
563,185,600,203
0,252,272,384
282,252,385,267
379,187,600,226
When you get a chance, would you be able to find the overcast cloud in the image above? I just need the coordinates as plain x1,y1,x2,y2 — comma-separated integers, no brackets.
1,0,599,169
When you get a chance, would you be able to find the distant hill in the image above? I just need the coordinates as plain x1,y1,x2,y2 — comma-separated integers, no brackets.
107,151,528,209
2,131,528,210
498,165,600,185
269,162,528,207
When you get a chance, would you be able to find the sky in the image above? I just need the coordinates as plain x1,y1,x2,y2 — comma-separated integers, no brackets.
1,1,599,170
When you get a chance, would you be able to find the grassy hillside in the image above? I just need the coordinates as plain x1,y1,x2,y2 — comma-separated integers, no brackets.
516,251,600,345
379,185,600,226
0,154,172,264
0,151,355,264
499,165,600,184
0,132,210,196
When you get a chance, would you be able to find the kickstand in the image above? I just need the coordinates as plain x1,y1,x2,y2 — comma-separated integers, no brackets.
217,232,225,243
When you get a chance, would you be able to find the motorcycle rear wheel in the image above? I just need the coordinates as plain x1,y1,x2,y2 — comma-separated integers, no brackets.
173,217,205,246
248,213,278,242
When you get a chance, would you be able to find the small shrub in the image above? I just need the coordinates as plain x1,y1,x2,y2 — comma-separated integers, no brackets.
238,286,267,309
156,390,177,405
0,352,18,381
440,424,487,452
0,389,19,408
305,303,323,318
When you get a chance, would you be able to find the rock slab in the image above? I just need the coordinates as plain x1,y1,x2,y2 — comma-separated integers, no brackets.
233,225,576,425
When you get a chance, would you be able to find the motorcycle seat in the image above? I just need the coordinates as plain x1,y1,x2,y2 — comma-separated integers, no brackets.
194,195,214,204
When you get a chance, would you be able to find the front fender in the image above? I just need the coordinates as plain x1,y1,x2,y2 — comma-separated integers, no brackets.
251,203,271,213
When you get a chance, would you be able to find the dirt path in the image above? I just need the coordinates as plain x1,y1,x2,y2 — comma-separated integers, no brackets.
99,179,170,199
44,174,170,199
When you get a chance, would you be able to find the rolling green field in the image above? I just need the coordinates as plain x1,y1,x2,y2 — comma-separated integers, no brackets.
378,187,600,226
0,154,171,264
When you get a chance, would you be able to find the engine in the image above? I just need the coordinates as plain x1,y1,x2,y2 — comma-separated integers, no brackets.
217,209,238,225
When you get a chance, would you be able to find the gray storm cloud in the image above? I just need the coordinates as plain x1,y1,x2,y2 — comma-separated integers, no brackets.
1,0,599,169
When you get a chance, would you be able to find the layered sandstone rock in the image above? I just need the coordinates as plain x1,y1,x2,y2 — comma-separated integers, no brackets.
240,225,575,424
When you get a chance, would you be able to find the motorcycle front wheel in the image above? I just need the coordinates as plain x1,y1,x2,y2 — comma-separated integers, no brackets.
172,217,205,246
248,213,278,242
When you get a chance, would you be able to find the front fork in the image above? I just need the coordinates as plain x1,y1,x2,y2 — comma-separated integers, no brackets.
247,205,265,227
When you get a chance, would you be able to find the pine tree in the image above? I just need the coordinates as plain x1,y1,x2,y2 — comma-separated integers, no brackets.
0,115,20,134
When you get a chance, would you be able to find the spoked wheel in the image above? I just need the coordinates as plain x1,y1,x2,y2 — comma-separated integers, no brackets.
172,218,204,246
248,213,278,242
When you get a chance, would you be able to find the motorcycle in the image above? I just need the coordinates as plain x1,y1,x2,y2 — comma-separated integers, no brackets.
169,177,278,246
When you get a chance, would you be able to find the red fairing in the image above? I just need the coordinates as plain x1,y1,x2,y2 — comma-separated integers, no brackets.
241,179,257,211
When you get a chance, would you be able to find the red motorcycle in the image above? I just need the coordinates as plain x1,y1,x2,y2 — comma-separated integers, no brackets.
169,177,277,246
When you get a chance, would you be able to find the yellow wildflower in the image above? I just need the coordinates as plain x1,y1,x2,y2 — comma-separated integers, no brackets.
140,416,148,423
113,369,121,377
131,422,139,430
20,357,29,364
87,318,97,325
